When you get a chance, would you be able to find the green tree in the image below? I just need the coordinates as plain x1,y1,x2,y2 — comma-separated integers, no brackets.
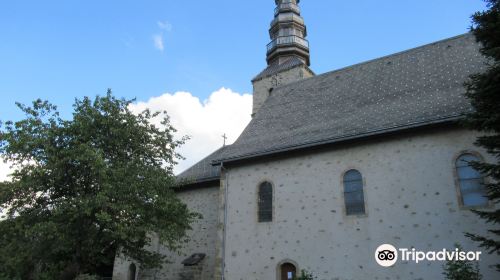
442,244,482,280
463,0,500,271
0,91,198,279
293,269,316,280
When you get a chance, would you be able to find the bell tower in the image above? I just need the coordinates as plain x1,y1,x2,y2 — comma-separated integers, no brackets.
267,0,310,66
252,0,314,116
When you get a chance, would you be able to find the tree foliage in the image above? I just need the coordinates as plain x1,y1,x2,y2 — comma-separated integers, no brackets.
0,91,198,279
293,269,316,280
442,245,482,280
463,0,500,271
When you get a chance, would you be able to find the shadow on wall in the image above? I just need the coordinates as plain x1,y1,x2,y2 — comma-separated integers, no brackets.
179,253,206,280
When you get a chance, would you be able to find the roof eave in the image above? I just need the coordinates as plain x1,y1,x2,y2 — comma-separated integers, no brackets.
212,114,465,166
175,176,220,189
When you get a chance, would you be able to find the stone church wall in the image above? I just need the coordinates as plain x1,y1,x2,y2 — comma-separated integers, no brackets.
222,127,499,280
252,66,313,116
112,185,220,280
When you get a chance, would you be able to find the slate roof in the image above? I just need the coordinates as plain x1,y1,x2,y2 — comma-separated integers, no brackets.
252,57,314,82
215,33,486,164
176,146,227,185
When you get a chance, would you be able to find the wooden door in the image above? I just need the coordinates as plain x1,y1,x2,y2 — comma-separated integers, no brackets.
280,263,297,280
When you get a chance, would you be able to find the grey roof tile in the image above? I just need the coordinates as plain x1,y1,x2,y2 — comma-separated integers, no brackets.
176,146,228,185
252,57,314,82
216,33,486,163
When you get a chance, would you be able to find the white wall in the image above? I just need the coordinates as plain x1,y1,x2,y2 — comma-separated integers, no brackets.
113,185,220,280
222,127,499,280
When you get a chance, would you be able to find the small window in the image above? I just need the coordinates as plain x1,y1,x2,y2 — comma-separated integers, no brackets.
456,153,488,207
343,169,365,215
268,87,274,97
258,181,273,222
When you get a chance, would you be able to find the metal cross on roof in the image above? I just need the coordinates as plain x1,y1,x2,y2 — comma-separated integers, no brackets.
222,133,227,147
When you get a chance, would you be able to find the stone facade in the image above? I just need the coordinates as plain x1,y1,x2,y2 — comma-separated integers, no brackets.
221,127,498,280
112,186,220,280
252,65,313,116
112,2,500,279
111,101,500,280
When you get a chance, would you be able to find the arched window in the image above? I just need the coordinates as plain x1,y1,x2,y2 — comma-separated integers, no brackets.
343,169,365,215
456,153,488,207
128,263,136,280
280,262,297,280
258,181,273,222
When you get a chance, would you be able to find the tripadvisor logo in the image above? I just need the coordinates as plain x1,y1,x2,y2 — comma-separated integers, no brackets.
375,244,482,267
375,244,398,267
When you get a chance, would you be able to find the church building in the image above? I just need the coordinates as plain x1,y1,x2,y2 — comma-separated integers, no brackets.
113,1,499,279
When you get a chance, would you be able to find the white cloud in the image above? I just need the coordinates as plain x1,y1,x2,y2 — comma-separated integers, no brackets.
0,157,12,182
152,34,164,51
129,87,252,174
0,88,251,179
0,158,12,219
152,20,172,52
157,21,172,32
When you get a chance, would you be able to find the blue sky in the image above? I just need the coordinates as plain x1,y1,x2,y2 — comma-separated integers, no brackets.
0,0,487,121
0,0,490,177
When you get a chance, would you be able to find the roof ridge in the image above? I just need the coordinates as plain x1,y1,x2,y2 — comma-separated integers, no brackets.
271,33,472,92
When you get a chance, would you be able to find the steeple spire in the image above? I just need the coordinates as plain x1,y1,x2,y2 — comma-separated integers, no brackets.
267,0,310,66
251,0,314,116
